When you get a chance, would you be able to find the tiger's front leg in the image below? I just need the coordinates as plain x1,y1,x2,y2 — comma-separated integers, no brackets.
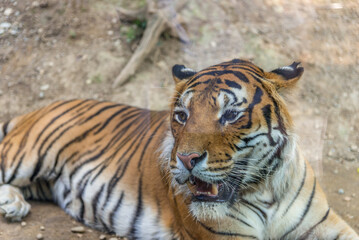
0,184,31,221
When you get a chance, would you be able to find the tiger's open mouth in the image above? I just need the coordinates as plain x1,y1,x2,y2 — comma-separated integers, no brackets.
186,176,235,202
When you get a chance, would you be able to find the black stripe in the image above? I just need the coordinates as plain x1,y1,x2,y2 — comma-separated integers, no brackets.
94,106,134,134
105,115,155,203
240,199,267,223
128,176,143,238
79,103,123,124
280,179,317,240
92,184,105,225
33,100,91,147
109,191,125,227
70,112,145,186
227,214,253,228
198,221,257,239
137,115,167,169
30,123,100,181
282,163,307,216
225,79,242,89
187,70,250,86
221,89,238,103
261,104,276,146
78,177,91,222
7,153,25,183
298,208,330,240
2,121,9,135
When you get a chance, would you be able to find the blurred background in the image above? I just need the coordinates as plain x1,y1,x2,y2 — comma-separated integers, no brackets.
0,0,358,239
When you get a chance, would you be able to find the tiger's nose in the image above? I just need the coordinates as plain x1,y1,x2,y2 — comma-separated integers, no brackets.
176,152,207,170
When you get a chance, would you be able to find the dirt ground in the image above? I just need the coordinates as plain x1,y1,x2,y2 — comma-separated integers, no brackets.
0,0,358,239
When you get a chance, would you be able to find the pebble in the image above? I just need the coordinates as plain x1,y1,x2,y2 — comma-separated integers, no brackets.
0,22,12,29
344,153,356,162
99,235,106,240
21,221,27,227
327,148,335,157
9,28,18,35
40,226,45,231
330,3,343,9
77,234,83,238
350,145,358,152
32,1,40,8
39,91,45,98
344,196,351,202
107,30,114,36
71,226,86,233
109,238,118,240
338,188,344,195
36,233,44,240
0,90,3,96
40,84,49,91
4,8,14,16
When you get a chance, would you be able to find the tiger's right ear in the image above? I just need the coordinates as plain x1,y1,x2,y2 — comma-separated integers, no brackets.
172,64,197,84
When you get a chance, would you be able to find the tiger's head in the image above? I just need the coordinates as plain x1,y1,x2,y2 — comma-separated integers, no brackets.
161,59,304,220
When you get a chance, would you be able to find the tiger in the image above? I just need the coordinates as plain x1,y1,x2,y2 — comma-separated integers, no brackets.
0,59,357,239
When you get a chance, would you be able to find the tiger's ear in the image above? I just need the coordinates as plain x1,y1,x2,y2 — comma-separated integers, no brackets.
264,62,304,91
172,64,197,84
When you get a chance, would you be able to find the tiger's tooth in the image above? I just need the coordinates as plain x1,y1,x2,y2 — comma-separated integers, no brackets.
212,184,218,196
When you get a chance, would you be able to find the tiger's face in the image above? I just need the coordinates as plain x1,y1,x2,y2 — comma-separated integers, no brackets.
163,59,303,220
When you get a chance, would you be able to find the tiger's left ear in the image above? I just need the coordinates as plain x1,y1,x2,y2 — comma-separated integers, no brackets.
264,62,304,91
172,64,197,84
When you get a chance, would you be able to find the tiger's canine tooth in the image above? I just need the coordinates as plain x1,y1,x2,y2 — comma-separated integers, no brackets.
212,184,218,196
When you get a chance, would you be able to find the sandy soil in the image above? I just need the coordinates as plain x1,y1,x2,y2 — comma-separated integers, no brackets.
0,0,358,239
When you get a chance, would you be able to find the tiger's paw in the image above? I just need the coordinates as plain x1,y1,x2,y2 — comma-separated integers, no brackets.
0,184,31,221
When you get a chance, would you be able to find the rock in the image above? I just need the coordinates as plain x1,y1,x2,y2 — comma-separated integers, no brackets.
0,29,4,35
99,235,106,240
0,90,3,96
350,145,358,152
107,30,114,36
0,22,12,29
4,8,14,16
39,1,49,8
330,3,343,9
32,1,40,8
40,84,49,91
36,233,44,240
338,188,344,195
344,196,351,202
71,226,86,233
344,152,356,162
109,238,118,240
9,28,18,35
327,148,335,157
39,91,45,98
21,221,27,227
40,226,45,231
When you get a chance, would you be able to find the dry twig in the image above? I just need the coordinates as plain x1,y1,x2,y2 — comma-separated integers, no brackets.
113,0,188,87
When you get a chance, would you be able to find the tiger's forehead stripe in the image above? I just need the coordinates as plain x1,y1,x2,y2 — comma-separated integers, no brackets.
186,70,250,88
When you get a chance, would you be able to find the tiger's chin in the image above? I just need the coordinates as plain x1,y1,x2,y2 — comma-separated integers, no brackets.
189,201,230,220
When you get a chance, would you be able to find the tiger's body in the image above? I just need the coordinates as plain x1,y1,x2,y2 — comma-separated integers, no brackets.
0,59,357,239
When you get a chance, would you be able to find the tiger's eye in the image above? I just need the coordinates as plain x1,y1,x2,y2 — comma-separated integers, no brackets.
174,111,188,124
220,110,239,124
